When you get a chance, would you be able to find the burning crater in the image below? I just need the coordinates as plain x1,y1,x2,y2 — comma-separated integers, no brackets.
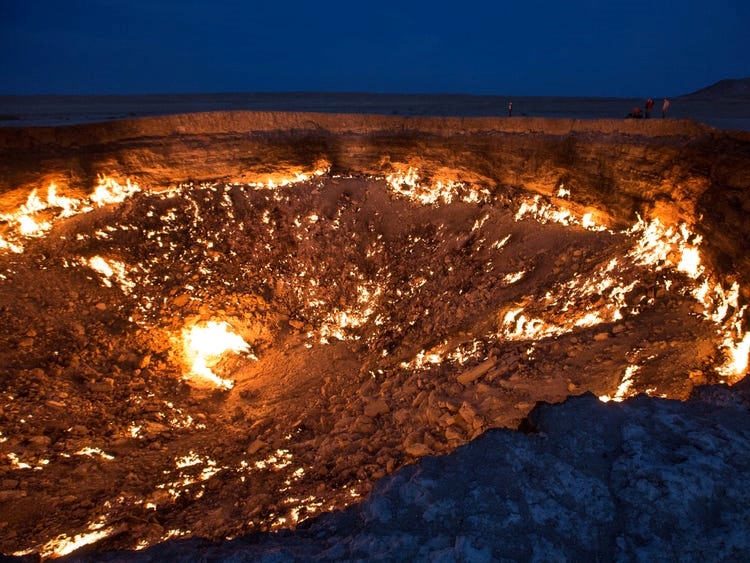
0,113,749,558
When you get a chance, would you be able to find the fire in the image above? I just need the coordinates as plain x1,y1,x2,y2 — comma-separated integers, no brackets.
36,516,113,558
719,332,750,378
627,216,705,279
75,447,115,461
385,167,483,205
599,365,639,402
89,176,140,207
516,195,574,226
626,218,749,381
247,168,330,189
85,255,135,293
0,176,141,254
182,321,252,389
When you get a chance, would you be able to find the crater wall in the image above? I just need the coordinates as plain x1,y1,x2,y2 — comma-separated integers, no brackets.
1,112,749,298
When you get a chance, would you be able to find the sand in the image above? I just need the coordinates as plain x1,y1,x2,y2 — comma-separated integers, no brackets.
0,91,748,131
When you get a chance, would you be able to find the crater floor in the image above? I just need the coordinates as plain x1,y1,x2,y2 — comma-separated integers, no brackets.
0,173,743,558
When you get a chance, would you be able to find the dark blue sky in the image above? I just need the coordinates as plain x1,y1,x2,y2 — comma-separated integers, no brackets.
1,0,748,97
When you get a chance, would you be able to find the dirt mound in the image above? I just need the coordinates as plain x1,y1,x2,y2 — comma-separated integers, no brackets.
679,77,750,100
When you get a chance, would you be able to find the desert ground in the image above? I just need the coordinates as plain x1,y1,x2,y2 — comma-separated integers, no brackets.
0,84,749,559
1,88,749,131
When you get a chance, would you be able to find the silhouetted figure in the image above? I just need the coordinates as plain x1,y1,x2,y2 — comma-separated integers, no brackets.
645,98,654,118
508,102,513,117
626,107,643,119
662,98,670,118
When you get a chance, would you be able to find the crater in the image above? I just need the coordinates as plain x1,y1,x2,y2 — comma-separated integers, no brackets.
0,112,748,558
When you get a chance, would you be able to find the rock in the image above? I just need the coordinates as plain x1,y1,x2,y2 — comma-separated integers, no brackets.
404,443,431,457
246,439,267,455
28,368,46,381
69,425,89,436
45,399,66,408
689,369,707,385
364,398,390,418
594,332,610,341
87,379,114,392
28,435,52,448
173,294,190,307
391,408,412,426
352,415,377,434
445,426,464,442
142,421,170,436
412,390,428,408
423,405,443,425
457,358,497,386
0,490,27,502
459,402,482,431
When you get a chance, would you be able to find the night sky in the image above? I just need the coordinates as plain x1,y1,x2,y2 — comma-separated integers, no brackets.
1,0,748,98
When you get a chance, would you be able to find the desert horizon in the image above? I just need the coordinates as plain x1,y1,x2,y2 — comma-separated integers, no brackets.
1,77,749,131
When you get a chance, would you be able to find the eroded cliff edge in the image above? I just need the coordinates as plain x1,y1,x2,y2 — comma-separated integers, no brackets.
1,112,749,287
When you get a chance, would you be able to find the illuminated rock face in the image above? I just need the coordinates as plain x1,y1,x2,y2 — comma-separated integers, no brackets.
0,113,749,558
1,113,749,284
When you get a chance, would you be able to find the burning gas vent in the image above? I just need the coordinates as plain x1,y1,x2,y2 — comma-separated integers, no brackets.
1,168,747,558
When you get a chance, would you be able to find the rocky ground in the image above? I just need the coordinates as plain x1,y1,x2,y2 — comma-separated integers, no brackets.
66,386,750,562
0,170,743,559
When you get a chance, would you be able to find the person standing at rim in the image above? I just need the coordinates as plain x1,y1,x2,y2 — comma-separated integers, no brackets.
645,98,654,118
662,98,670,118
508,101,513,117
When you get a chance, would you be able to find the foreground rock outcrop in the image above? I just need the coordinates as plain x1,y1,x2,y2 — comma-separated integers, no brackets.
63,383,750,562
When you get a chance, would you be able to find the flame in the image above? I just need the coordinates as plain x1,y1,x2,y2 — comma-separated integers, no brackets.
718,332,750,379
514,194,606,231
599,365,639,402
84,255,135,293
247,168,329,189
182,321,252,389
0,176,140,254
385,167,484,205
75,447,114,461
89,176,140,207
626,218,748,381
37,516,112,558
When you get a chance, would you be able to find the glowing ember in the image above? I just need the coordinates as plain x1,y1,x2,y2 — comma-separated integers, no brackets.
175,452,204,469
182,321,252,389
